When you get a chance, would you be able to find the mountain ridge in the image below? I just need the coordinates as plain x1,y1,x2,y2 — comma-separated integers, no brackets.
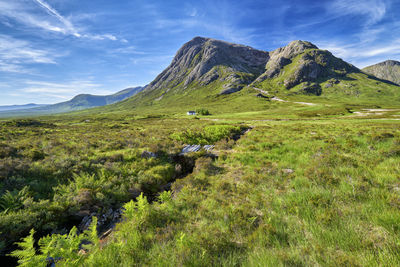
363,60,400,85
0,86,144,117
0,103,49,112
143,37,269,96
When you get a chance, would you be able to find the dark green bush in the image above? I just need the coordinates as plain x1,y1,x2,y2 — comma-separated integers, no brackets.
196,108,211,116
0,143,18,159
170,125,243,145
27,149,46,161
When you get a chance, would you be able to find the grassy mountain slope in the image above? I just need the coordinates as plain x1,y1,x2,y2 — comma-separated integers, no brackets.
254,49,400,105
363,60,400,85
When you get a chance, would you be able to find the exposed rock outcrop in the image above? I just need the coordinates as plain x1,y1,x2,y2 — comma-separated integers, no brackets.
144,37,270,94
255,41,359,92
257,40,318,81
363,60,400,85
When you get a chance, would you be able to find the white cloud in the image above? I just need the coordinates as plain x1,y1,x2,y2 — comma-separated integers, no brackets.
86,33,118,41
319,0,399,68
0,1,67,34
0,0,121,41
33,0,80,36
329,0,387,25
140,1,258,46
319,38,400,68
111,46,147,55
0,62,28,73
131,55,173,65
18,80,112,100
188,8,198,17
0,34,58,73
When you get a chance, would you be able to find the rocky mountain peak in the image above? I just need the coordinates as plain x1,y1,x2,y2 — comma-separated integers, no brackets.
145,37,269,92
379,60,400,67
255,40,319,82
271,40,318,59
254,40,359,94
363,60,400,85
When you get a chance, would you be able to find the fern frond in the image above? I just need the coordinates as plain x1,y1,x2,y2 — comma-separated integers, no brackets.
9,229,42,267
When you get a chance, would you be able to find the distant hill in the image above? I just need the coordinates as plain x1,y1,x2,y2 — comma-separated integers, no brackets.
362,60,400,85
0,103,48,112
108,37,400,113
0,86,143,117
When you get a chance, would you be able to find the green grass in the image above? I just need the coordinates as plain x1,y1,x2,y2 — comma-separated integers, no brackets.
3,110,399,266
75,119,400,266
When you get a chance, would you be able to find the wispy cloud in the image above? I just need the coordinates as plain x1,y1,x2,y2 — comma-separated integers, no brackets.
319,38,400,68
0,0,119,41
186,7,198,17
316,0,399,67
138,1,258,46
33,0,80,36
110,46,147,55
0,1,64,34
18,80,112,101
0,34,58,73
328,0,387,25
0,62,28,73
131,55,174,65
325,0,390,44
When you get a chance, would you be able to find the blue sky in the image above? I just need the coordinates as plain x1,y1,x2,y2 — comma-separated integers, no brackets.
0,0,399,105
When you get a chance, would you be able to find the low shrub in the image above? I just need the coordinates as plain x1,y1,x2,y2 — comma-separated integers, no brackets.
170,125,243,144
196,108,211,116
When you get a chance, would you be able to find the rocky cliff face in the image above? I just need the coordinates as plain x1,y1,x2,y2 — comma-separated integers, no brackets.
255,41,359,93
363,60,400,85
257,40,318,81
144,37,269,94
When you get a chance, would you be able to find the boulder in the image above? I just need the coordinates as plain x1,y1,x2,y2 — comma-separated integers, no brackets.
256,93,269,99
220,87,243,95
141,151,157,159
282,168,294,174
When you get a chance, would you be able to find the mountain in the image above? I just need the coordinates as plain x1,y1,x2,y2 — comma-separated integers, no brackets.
0,86,143,117
0,103,48,112
362,60,400,85
111,37,400,113
144,37,269,95
253,40,361,95
55,86,144,110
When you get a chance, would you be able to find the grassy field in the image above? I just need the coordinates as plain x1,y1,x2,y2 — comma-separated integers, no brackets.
73,118,399,266
1,99,400,266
